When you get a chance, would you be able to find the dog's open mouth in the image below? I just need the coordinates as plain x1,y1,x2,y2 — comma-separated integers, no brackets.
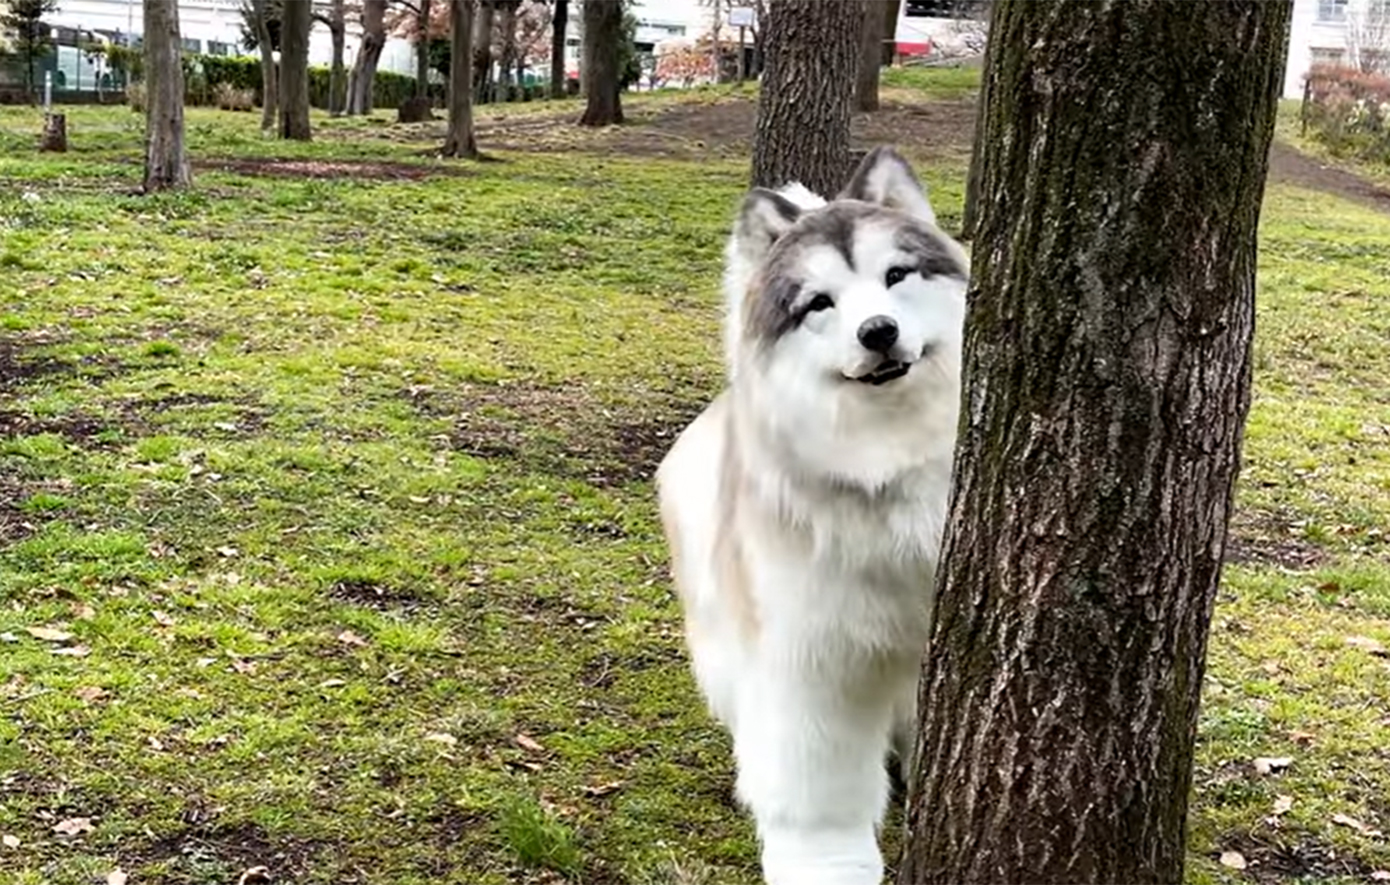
855,359,911,386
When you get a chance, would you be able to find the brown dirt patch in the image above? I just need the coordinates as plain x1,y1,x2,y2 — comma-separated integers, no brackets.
1221,832,1377,884
328,577,433,611
197,157,475,181
406,381,702,488
0,476,39,544
1225,507,1328,570
460,92,976,164
1268,141,1390,214
124,821,324,884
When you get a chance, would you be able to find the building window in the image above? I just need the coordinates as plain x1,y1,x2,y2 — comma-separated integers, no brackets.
1317,0,1348,22
207,40,230,56
1310,46,1347,66
181,37,202,53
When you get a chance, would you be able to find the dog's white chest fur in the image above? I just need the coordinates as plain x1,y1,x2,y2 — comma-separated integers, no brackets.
656,148,968,885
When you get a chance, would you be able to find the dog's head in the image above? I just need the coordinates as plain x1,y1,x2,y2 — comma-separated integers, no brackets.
725,148,969,402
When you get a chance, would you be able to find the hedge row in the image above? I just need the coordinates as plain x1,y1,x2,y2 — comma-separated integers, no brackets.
186,54,427,110
1302,63,1390,164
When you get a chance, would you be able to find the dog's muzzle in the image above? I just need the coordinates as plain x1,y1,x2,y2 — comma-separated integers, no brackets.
852,342,936,386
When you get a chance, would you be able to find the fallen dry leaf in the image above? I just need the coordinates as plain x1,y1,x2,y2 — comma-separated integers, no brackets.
1253,756,1293,775
52,645,91,657
74,686,108,703
0,632,17,643
151,610,176,628
1288,730,1317,745
237,866,272,885
583,780,624,798
1331,812,1383,836
52,817,93,837
216,545,239,558
230,658,257,675
1371,871,1390,881
26,626,73,642
318,679,346,689
336,630,368,648
2,834,18,848
513,733,545,753
107,870,129,885
1273,794,1294,815
424,732,458,747
1346,635,1390,657
1219,850,1247,871
70,603,96,621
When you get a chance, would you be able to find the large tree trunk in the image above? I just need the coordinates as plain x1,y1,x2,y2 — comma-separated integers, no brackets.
142,0,191,191
347,0,387,115
252,0,277,131
895,3,1293,884
855,0,885,112
750,0,860,196
474,0,495,102
442,0,479,158
277,0,312,139
550,0,568,98
328,0,347,116
577,0,624,126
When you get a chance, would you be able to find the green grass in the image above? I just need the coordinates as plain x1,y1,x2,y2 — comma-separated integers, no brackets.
2,72,1390,884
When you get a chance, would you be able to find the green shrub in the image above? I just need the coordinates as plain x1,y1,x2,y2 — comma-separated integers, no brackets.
1302,64,1390,164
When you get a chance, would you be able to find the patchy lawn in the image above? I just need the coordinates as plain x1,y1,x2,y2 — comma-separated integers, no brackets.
2,72,1390,884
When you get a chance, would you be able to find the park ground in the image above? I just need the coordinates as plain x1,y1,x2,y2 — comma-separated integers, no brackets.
2,68,1390,884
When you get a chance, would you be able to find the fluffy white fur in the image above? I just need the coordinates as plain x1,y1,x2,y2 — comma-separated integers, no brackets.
657,150,969,885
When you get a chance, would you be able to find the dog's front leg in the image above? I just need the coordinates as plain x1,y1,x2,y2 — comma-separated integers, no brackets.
733,673,891,885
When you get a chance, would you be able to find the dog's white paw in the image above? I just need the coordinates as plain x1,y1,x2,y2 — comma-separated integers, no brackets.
760,825,882,885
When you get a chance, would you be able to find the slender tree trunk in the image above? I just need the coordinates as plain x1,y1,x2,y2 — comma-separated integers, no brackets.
278,0,312,139
498,0,518,98
442,0,479,158
474,0,495,102
855,0,885,112
550,0,567,98
896,3,1293,884
252,0,277,131
328,0,347,115
347,0,387,115
751,0,860,196
142,0,191,191
577,0,624,126
415,0,433,97
880,0,902,66
958,15,994,241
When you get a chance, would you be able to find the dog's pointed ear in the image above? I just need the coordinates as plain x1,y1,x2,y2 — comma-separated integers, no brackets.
838,146,938,226
732,188,803,265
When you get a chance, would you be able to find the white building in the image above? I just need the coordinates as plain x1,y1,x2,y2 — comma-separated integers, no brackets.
1284,0,1390,97
44,0,415,81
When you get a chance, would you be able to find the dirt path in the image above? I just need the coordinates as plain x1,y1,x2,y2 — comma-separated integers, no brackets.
1267,141,1390,213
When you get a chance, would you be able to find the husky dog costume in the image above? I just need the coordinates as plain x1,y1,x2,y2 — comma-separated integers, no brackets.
656,148,970,885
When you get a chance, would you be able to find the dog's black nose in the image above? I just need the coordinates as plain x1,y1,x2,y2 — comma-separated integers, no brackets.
857,315,899,354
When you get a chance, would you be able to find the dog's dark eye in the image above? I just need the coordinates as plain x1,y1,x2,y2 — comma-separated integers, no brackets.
806,293,835,312
885,266,912,288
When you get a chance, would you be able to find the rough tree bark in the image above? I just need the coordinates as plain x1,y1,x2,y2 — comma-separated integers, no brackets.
441,0,478,158
750,0,860,196
252,0,277,131
577,0,624,126
474,0,495,102
855,0,885,112
142,0,191,191
550,0,568,99
896,3,1293,884
347,0,387,115
277,0,312,139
